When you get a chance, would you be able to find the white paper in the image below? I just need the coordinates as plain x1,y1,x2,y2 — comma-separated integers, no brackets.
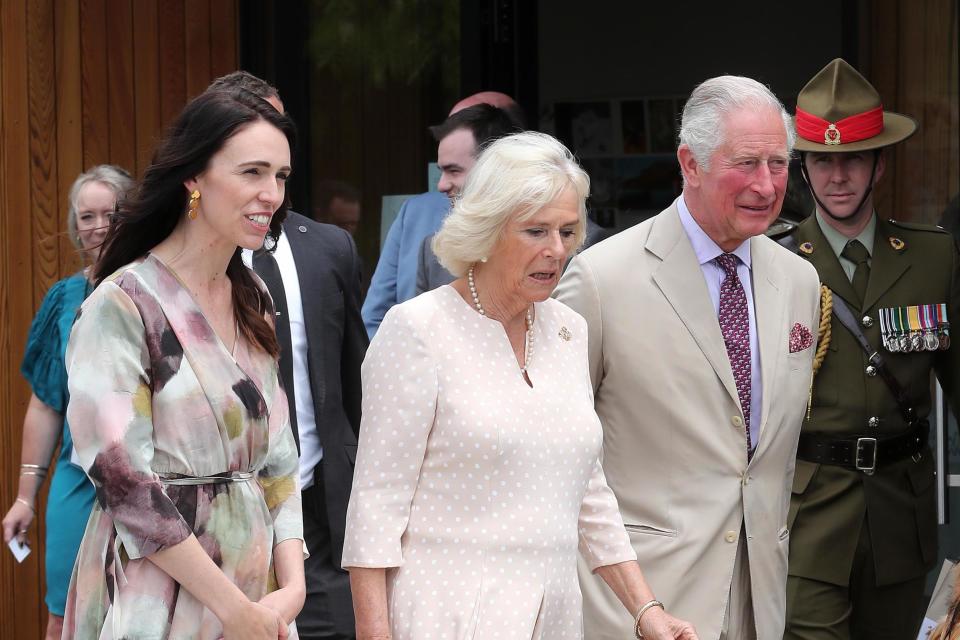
7,538,30,563
916,617,938,639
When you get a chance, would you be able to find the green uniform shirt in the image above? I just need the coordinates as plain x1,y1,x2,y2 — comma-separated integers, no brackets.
816,211,877,280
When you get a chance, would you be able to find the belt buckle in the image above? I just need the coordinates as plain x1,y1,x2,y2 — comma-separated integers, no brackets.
855,437,878,475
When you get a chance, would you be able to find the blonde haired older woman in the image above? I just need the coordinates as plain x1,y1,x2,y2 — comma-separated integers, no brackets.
343,132,697,640
2,165,133,640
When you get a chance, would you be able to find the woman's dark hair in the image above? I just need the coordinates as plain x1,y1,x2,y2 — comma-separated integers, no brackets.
95,88,297,358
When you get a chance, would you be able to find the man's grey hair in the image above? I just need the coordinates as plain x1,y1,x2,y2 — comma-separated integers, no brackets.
679,75,795,170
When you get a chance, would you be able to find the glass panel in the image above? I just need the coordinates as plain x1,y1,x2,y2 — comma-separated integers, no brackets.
306,1,460,291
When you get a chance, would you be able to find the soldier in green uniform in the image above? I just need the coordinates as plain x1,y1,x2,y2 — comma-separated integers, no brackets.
781,58,960,639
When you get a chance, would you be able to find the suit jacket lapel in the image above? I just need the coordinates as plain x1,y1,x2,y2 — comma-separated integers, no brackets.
750,237,784,450
863,218,910,312
648,206,741,409
796,216,861,309
283,218,328,415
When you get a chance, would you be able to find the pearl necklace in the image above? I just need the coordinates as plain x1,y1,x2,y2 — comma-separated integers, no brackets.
467,265,534,373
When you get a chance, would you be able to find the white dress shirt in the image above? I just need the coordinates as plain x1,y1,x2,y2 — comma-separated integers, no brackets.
677,196,762,451
243,236,321,489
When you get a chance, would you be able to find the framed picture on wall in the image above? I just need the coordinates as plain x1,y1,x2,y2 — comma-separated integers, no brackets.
554,102,615,155
551,95,685,231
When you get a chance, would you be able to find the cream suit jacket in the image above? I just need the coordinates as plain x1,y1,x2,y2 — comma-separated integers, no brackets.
554,203,820,639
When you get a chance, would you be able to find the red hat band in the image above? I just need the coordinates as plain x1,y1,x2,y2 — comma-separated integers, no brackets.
795,106,884,146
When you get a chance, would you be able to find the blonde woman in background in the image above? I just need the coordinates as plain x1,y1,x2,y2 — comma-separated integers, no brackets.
1,165,133,640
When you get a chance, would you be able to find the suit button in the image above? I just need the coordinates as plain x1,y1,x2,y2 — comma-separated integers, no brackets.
866,365,878,377
867,416,880,428
862,315,873,328
725,531,737,543
731,416,743,427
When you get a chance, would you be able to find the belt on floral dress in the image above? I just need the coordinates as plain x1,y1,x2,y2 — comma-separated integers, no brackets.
157,471,254,485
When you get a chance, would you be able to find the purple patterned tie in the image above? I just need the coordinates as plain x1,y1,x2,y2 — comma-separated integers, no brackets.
716,253,752,457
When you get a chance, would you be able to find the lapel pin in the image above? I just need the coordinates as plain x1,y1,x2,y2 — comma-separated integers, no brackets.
298,225,307,233
559,326,572,341
888,236,905,251
799,242,814,254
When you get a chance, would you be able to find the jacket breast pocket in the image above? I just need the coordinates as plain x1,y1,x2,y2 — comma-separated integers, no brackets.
787,348,813,371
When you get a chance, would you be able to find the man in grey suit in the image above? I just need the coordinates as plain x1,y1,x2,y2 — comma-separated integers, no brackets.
210,72,367,640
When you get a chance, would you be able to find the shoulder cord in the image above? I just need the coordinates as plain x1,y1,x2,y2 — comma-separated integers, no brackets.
806,285,833,420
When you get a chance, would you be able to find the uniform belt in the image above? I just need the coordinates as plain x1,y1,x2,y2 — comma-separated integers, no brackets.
158,471,254,485
796,423,927,475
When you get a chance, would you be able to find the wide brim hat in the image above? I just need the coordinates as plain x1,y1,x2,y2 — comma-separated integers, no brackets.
793,58,917,153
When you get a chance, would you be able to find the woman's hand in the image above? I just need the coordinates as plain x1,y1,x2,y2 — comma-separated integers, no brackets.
637,607,699,640
258,585,306,626
2,499,34,545
221,600,288,640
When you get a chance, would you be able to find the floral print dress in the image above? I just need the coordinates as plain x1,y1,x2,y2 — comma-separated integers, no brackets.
61,254,303,639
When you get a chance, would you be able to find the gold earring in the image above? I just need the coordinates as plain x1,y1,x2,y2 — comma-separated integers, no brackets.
187,190,200,220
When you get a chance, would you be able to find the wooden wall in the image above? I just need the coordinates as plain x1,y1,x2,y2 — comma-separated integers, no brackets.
862,0,959,223
0,1,237,636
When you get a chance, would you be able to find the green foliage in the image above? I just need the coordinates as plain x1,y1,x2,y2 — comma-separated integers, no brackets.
310,0,460,90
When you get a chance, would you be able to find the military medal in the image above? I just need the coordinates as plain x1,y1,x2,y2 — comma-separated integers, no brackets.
880,307,897,352
907,306,924,352
921,304,940,351
938,303,951,350
894,307,912,352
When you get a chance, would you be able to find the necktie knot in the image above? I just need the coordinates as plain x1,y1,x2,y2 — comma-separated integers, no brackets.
841,240,870,266
715,253,739,277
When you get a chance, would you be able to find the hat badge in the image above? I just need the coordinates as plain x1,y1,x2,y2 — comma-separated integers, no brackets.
825,124,841,145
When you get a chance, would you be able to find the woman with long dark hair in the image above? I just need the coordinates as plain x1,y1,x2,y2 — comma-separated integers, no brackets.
61,89,305,639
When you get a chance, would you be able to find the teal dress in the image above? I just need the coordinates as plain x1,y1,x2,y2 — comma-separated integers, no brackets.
21,272,95,616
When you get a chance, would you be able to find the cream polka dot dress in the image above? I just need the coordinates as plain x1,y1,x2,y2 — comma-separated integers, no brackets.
343,285,636,639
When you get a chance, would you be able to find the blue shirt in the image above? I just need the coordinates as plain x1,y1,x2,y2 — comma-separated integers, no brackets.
362,191,450,338
677,196,762,451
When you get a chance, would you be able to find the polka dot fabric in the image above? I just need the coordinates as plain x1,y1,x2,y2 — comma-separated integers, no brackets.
343,286,636,639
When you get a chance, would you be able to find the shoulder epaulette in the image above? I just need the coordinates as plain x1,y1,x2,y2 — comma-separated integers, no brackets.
887,219,950,235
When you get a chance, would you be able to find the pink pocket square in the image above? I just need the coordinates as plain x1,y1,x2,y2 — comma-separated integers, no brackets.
789,323,814,353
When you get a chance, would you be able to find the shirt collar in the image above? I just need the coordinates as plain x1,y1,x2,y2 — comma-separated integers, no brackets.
677,195,752,269
815,209,877,258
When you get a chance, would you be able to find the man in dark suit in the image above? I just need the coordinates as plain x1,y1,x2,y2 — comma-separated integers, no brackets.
210,71,367,639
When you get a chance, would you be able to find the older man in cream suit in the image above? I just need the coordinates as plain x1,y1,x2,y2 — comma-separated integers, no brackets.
556,76,820,640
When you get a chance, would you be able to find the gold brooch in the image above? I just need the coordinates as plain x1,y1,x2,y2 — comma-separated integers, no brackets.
800,242,814,254
559,326,572,341
889,236,905,251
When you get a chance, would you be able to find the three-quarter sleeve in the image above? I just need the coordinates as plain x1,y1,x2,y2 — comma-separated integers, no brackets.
66,280,192,559
342,303,438,568
258,384,305,550
577,459,637,571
